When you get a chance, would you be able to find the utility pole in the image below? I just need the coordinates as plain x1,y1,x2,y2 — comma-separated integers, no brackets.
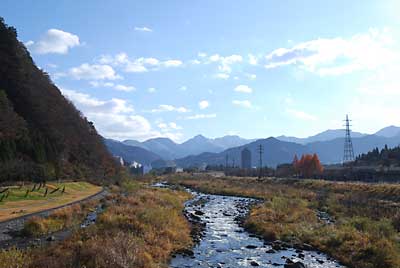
343,114,355,164
258,144,264,178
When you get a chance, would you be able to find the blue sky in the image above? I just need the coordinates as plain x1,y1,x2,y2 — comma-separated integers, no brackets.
2,0,400,142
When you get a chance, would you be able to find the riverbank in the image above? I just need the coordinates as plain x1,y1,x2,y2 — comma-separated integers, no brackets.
0,180,193,268
166,175,400,268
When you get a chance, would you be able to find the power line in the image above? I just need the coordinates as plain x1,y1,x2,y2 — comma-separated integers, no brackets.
258,144,264,178
343,114,355,163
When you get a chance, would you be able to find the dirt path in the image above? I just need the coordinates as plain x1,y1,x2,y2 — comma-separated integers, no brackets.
0,189,107,249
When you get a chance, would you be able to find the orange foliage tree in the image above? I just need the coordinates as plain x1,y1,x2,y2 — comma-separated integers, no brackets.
293,153,323,177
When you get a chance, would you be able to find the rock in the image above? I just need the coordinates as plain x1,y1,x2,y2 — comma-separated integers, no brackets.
266,249,276,253
245,245,258,249
175,248,194,257
317,259,324,264
272,244,283,251
284,261,306,268
301,243,314,251
194,210,204,216
298,253,305,259
250,261,260,266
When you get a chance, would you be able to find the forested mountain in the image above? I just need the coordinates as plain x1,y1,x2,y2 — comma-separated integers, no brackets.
104,139,161,165
0,18,119,183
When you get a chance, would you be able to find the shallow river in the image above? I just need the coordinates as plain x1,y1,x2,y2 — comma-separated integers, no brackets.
166,186,345,268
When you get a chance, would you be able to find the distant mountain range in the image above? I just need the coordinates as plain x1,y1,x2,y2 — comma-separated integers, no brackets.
176,132,400,168
123,135,255,160
104,126,400,168
104,139,161,165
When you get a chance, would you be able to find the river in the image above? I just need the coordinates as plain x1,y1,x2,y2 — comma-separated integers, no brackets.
157,183,345,268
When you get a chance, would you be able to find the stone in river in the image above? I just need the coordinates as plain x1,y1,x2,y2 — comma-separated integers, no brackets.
250,261,260,266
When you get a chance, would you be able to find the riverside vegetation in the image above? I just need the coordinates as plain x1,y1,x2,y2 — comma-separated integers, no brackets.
166,175,400,268
0,180,193,268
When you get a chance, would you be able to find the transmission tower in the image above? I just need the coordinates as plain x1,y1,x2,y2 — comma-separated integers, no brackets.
258,144,264,178
343,114,355,163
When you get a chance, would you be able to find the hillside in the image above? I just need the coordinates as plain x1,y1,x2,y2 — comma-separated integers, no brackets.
0,18,119,183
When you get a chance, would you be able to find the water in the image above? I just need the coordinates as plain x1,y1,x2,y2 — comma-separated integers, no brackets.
170,189,345,268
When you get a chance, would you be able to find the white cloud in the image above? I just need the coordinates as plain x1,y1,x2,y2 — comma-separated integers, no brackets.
234,85,253,93
246,73,257,80
264,28,398,76
114,84,135,92
232,100,252,108
27,29,80,54
198,52,207,58
158,122,182,130
90,81,135,92
185,113,217,120
69,63,121,80
198,100,209,109
151,104,190,113
211,54,243,73
148,87,156,93
98,53,183,73
162,60,183,67
286,108,317,121
248,54,258,65
61,88,163,141
62,89,134,114
134,26,153,32
180,86,187,91
215,73,229,79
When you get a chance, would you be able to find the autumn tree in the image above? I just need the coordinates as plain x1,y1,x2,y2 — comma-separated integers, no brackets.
294,153,324,178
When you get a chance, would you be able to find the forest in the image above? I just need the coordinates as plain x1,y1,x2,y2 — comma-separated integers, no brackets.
0,17,120,184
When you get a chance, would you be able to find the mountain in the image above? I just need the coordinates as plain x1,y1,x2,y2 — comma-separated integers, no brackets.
122,135,254,160
180,135,223,156
374,126,400,138
0,18,119,182
211,135,256,149
277,129,366,144
104,139,161,165
176,137,311,168
175,134,400,168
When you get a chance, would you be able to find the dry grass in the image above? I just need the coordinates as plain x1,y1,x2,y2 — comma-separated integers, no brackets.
4,180,193,268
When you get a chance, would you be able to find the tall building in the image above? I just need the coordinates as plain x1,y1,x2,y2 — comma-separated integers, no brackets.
241,148,252,169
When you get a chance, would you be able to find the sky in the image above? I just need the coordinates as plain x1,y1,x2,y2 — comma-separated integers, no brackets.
2,0,400,142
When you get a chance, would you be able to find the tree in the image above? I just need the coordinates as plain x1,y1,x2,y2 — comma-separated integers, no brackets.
296,153,323,178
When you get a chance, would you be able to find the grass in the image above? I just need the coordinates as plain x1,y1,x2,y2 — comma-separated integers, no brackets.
166,175,400,268
0,182,102,221
0,179,193,268
22,199,99,236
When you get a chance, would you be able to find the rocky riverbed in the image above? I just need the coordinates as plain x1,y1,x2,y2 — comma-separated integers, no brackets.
160,183,345,268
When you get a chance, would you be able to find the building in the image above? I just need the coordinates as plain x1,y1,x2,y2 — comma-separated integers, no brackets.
241,148,252,169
